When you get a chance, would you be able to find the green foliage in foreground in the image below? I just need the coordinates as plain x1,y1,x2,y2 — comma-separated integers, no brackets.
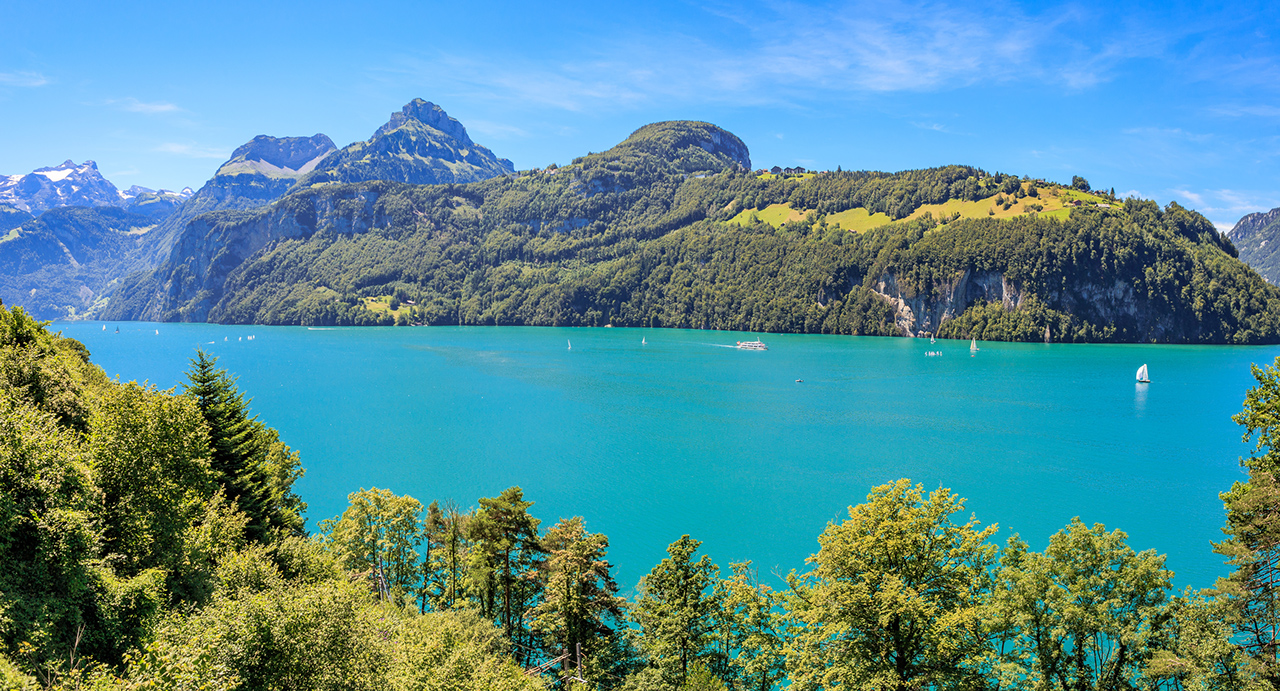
7,302,1280,691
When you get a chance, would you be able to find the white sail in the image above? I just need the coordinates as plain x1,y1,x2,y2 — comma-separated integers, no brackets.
1137,364,1148,382
970,338,978,351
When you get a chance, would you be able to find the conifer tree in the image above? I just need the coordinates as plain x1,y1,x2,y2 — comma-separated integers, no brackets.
530,517,625,680
469,486,542,658
183,350,304,541
633,535,720,688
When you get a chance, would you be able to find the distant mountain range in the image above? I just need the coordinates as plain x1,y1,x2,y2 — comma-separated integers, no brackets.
5,97,1280,343
0,100,514,320
0,159,193,216
1230,207,1280,284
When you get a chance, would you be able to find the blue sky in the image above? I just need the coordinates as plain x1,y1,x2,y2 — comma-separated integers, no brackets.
2,0,1277,228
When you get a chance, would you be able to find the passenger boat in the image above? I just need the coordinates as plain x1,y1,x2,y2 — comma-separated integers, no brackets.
736,339,768,351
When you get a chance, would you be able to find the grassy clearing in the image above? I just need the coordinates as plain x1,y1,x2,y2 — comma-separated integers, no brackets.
728,184,1121,234
755,172,817,181
827,207,894,233
729,203,804,227
361,295,413,319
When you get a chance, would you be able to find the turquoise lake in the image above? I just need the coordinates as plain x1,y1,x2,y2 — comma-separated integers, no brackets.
57,322,1280,592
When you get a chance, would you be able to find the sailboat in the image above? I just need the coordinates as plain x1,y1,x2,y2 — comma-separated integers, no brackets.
1136,364,1150,383
970,338,979,352
101,324,106,331
1044,325,1051,344
567,339,572,350
930,334,936,344
642,337,647,345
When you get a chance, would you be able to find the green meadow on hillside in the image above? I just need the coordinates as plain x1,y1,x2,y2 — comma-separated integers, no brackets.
731,182,1122,232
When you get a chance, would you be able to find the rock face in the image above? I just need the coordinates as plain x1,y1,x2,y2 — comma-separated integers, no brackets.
0,135,338,320
0,159,196,219
214,134,336,179
0,160,129,214
1231,207,1280,284
872,268,1178,340
105,100,522,321
129,134,339,267
107,183,394,322
298,99,515,187
120,185,194,220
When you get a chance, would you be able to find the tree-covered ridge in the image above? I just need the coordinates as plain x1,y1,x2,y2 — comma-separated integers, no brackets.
105,119,1276,343
7,302,1280,690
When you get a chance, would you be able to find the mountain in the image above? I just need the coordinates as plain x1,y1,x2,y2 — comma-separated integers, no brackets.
1230,207,1280,284
296,99,514,187
0,206,159,319
0,204,32,232
104,119,1280,343
0,135,336,319
119,134,339,272
0,160,130,214
120,185,195,220
0,159,197,221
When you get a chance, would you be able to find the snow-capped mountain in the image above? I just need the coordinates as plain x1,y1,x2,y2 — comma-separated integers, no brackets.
0,160,195,217
0,160,126,214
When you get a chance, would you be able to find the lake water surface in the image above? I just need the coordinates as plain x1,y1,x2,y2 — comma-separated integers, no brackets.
59,322,1280,592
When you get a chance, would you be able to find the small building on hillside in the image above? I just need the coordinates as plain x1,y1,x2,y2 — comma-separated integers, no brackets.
769,166,782,175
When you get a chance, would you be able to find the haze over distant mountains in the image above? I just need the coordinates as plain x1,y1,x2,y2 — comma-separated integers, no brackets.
0,159,192,216
1230,207,1280,285
0,99,516,320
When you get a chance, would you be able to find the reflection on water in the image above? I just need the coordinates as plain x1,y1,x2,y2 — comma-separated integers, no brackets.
1135,382,1148,415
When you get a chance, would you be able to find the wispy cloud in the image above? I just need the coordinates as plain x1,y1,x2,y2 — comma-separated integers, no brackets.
1172,189,1205,206
155,142,228,159
1168,188,1280,228
0,71,49,87
1123,127,1213,143
109,97,182,114
1209,104,1280,118
385,0,1201,113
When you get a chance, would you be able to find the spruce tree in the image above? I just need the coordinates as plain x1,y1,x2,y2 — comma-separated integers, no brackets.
183,350,273,541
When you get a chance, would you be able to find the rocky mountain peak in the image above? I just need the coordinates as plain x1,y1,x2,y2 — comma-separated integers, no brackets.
1231,207,1280,244
0,159,121,213
215,134,338,180
226,134,337,173
375,99,473,147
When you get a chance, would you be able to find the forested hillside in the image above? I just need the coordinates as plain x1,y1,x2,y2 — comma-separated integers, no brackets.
109,120,1280,343
0,206,160,319
6,300,1280,690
